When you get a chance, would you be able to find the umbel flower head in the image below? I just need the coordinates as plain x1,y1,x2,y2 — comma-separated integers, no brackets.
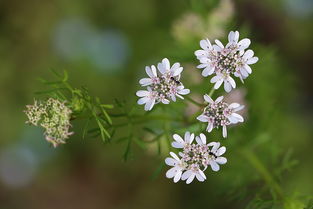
24,98,73,147
136,58,190,111
195,31,259,92
165,132,227,184
197,94,244,138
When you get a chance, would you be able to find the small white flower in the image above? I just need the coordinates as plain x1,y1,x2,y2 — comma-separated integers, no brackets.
165,152,186,183
165,132,227,184
195,31,258,92
172,131,195,148
197,94,244,138
207,142,227,172
136,58,190,111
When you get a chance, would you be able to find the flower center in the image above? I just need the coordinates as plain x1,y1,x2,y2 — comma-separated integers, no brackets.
181,144,210,170
150,73,180,101
203,101,230,127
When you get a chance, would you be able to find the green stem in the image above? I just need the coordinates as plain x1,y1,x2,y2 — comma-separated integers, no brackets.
241,149,284,201
208,87,216,97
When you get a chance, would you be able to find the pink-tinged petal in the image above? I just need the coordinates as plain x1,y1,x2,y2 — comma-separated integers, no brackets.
216,146,226,156
210,161,220,171
137,97,149,105
238,38,251,50
222,125,227,138
207,122,213,132
204,94,214,103
214,79,223,89
166,167,177,178
224,81,232,92
186,173,195,184
215,157,227,164
181,170,192,181
197,115,209,122
215,39,224,49
215,96,224,103
200,39,212,50
174,170,182,183
139,78,152,86
243,49,254,60
165,157,176,166
136,90,149,97
247,57,259,64
178,89,190,95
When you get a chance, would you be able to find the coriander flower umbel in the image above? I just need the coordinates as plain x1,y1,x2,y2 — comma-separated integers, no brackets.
136,58,190,111
197,94,244,138
195,31,258,92
24,98,73,147
165,132,227,184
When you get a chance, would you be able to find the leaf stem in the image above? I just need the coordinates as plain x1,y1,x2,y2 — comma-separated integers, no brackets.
184,95,202,107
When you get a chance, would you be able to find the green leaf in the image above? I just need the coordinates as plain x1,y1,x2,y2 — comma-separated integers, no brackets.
123,138,132,162
150,162,164,180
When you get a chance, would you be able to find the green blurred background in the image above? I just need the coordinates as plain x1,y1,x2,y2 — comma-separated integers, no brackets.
0,0,313,208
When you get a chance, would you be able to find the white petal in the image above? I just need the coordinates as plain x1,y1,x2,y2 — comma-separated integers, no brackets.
222,125,227,138
215,39,224,49
137,97,149,105
204,94,214,103
173,67,183,77
215,96,224,103
178,89,190,95
157,63,166,74
197,63,208,68
215,157,227,164
200,39,212,50
244,64,252,74
232,113,244,122
224,81,232,92
228,103,240,109
216,146,226,156
206,122,213,132
139,78,152,86
145,99,155,111
181,170,192,181
195,50,208,57
199,169,206,180
214,79,223,89
165,157,176,166
243,49,254,60
234,105,245,112
247,57,259,64
173,134,184,143
197,115,209,122
228,76,236,88
186,173,195,184
210,161,220,171
171,142,184,148
145,66,154,78
202,66,214,77
234,31,239,43
196,136,202,145
166,167,177,178
162,58,170,70
169,152,180,161
200,133,206,144
211,142,220,153
196,172,205,182
174,170,182,183
238,38,251,50
228,31,235,43
136,90,149,97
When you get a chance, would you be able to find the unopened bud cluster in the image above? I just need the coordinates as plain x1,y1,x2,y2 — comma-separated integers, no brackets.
24,98,73,147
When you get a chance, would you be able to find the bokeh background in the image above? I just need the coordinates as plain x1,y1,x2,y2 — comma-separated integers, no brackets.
0,0,313,208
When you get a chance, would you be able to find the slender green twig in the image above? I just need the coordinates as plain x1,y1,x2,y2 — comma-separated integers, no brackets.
184,95,203,107
208,87,216,97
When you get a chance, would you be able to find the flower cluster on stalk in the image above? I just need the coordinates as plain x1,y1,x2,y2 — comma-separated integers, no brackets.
195,31,258,92
136,58,190,111
165,132,227,184
24,98,73,147
197,94,244,138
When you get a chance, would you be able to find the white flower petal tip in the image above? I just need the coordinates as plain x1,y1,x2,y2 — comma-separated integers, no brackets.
165,132,227,184
194,31,258,92
136,59,190,111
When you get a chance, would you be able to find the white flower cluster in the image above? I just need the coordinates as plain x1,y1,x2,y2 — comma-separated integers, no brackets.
136,58,190,111
25,98,73,147
195,31,258,92
165,132,227,184
197,94,244,138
